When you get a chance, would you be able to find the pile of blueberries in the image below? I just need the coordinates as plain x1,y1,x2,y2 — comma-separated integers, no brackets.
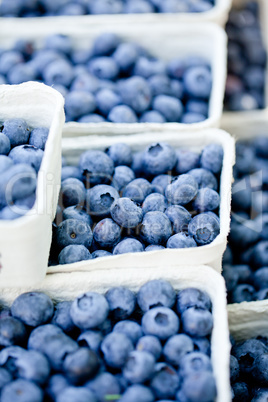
222,136,268,304
224,0,267,111
0,118,48,220
49,141,223,265
0,33,212,124
230,336,268,401
0,0,215,17
0,281,216,402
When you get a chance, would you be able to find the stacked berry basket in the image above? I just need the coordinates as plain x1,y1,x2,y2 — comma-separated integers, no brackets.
0,0,268,401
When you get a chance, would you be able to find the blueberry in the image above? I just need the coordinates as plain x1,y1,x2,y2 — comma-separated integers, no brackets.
105,286,136,320
113,237,144,254
142,307,179,340
134,56,166,78
0,51,24,76
163,334,194,366
60,178,86,208
124,1,154,13
86,372,121,402
184,66,212,99
252,389,268,401
113,43,138,73
123,350,155,383
151,174,172,195
106,143,133,167
0,318,27,347
147,74,171,97
232,339,268,376
57,386,97,402
111,197,143,228
46,374,70,400
101,332,134,368
232,382,250,401
180,371,217,402
165,205,192,233
88,57,119,81
175,149,200,174
92,33,121,56
56,219,93,249
188,168,218,190
230,355,240,383
43,59,74,87
191,337,211,356
0,133,11,155
112,166,135,192
2,119,30,147
96,89,121,116
153,95,183,122
142,193,168,213
136,335,162,360
51,301,75,333
165,174,198,205
93,218,121,248
0,156,13,173
58,244,92,264
0,368,12,390
167,233,197,248
137,279,176,312
193,188,220,212
91,250,112,258
181,307,213,337
200,144,223,174
142,142,177,176
14,350,50,385
65,91,96,121
231,284,256,303
9,145,43,173
27,324,62,350
186,100,208,116
222,266,239,292
63,347,100,385
108,105,138,123
113,320,142,345
120,384,154,402
251,241,268,267
1,379,43,402
188,212,220,245
70,292,109,329
63,206,92,226
61,166,83,181
145,245,165,251
179,351,212,376
44,33,72,55
8,63,36,85
71,72,99,93
140,111,166,123
123,178,152,204
253,267,268,290
79,150,114,185
86,185,119,218
78,330,103,352
78,114,105,123
181,113,206,124
11,292,54,327
150,363,180,399
140,211,172,245
119,76,152,114
28,127,49,150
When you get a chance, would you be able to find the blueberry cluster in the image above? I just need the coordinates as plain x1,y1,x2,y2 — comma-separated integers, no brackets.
0,118,48,220
224,0,267,111
0,0,215,18
0,33,212,124
0,281,216,401
230,336,268,401
49,141,222,265
222,136,268,304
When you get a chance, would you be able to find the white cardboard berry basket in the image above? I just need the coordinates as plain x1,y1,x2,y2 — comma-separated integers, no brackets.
0,21,227,134
221,0,268,130
0,82,65,288
0,265,232,402
48,128,235,275
0,0,232,28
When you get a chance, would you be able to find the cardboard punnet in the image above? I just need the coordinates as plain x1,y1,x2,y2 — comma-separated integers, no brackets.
0,82,65,288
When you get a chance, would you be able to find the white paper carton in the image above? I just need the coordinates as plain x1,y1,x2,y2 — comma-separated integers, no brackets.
0,0,232,28
221,0,268,128
47,128,235,275
0,265,232,402
0,22,227,134
0,82,65,288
